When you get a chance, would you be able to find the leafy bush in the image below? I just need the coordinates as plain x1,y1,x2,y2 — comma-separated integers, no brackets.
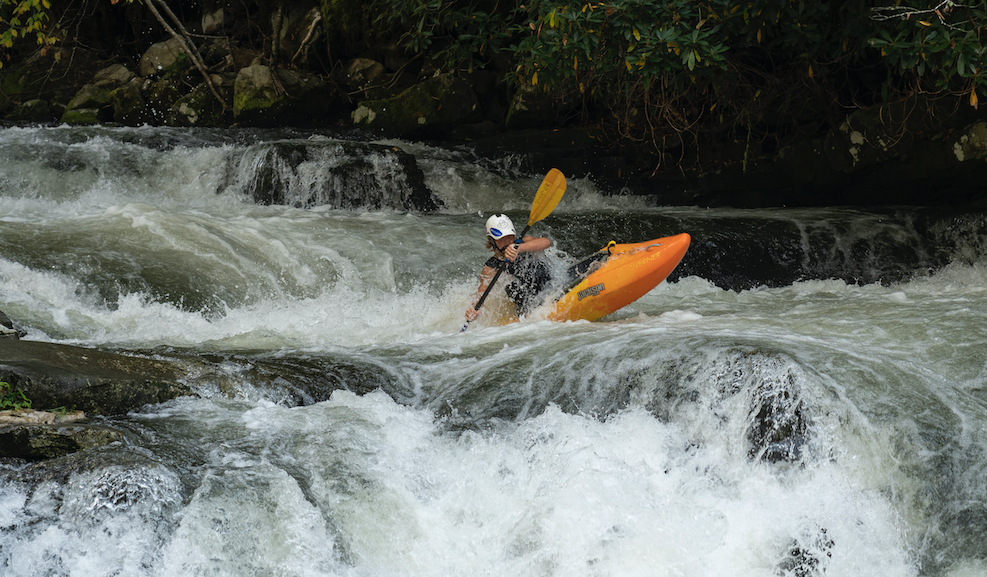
367,0,986,148
869,1,987,107
0,0,57,68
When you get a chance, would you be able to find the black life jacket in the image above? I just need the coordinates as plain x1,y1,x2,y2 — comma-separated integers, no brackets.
484,252,552,316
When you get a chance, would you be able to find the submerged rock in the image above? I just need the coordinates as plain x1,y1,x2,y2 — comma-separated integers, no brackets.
746,367,811,464
778,526,834,577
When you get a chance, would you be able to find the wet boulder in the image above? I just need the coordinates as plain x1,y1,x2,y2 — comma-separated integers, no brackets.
0,310,23,339
60,108,103,125
65,64,134,109
0,413,124,462
62,64,135,124
351,73,481,138
145,77,184,122
778,526,834,577
0,339,193,416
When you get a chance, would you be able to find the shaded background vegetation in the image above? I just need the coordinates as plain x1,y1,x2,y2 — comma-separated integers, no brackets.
2,0,987,203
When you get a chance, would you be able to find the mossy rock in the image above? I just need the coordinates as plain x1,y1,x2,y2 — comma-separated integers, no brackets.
110,79,152,126
351,74,481,138
0,339,194,415
140,37,191,78
0,426,81,460
66,64,135,112
60,107,103,125
0,424,126,461
0,71,33,110
233,64,280,120
169,81,227,127
66,83,116,112
233,64,335,126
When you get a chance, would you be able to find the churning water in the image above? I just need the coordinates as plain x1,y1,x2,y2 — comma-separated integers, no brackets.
2,124,987,577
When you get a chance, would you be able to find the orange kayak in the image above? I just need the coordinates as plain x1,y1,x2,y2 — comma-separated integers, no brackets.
547,233,691,322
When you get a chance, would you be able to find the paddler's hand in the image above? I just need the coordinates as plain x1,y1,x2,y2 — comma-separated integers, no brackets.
465,306,480,322
503,243,520,261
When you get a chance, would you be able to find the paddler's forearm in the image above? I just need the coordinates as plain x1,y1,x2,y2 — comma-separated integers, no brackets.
519,236,550,252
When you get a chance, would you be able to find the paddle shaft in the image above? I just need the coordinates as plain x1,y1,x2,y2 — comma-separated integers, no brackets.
470,224,530,313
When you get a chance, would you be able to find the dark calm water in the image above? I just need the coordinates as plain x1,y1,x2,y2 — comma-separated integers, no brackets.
2,125,987,577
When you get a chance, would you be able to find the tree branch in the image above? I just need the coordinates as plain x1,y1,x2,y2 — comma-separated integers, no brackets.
144,0,226,110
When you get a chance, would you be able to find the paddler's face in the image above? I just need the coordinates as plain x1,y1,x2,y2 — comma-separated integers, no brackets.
494,235,515,250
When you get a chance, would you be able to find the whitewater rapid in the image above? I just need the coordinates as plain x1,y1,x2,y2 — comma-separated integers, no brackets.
3,125,987,576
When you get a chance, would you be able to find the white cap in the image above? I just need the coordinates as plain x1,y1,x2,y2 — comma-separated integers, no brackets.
485,214,516,239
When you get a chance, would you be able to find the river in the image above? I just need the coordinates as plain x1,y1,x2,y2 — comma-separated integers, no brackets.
1,124,986,577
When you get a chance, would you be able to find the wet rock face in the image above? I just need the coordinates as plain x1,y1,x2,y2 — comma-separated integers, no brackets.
746,375,811,464
0,310,27,340
0,338,193,416
240,140,442,211
0,423,124,462
639,348,816,466
0,310,20,339
0,317,191,462
778,526,834,577
0,426,82,460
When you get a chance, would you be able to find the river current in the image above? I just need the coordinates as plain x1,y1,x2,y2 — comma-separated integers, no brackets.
2,125,987,577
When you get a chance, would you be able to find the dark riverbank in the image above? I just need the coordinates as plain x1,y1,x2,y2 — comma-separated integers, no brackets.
5,0,987,209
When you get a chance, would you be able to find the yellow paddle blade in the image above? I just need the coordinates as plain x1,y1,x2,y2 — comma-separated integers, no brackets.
527,168,566,226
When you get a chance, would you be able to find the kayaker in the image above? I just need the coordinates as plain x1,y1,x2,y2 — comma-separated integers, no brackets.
465,214,552,322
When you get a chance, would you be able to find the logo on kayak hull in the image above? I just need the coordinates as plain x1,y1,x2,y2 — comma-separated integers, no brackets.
578,283,605,301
